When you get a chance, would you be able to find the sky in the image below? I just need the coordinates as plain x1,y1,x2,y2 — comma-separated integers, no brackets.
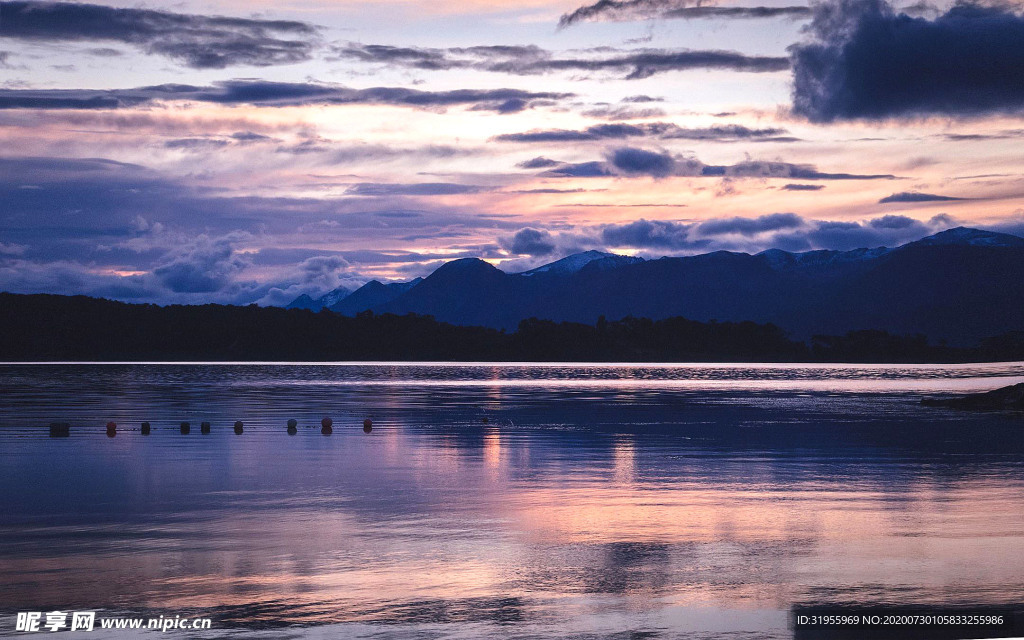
2,0,1024,305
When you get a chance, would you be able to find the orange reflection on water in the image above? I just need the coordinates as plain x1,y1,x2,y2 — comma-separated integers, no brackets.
3,463,1023,624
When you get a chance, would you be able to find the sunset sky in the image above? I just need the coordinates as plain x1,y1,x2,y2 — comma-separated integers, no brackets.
2,0,1024,305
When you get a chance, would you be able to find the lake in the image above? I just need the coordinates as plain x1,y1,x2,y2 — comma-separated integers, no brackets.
1,362,1023,638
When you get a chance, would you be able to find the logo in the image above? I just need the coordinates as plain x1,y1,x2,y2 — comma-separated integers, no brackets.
15,612,94,633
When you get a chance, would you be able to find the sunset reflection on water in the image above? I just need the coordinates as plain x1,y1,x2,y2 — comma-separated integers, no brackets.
1,363,1022,638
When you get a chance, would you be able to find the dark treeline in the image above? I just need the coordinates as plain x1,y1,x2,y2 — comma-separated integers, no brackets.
1,293,1023,363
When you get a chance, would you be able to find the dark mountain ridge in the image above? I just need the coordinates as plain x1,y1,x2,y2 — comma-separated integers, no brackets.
361,227,1024,345
285,284,354,311
328,278,421,316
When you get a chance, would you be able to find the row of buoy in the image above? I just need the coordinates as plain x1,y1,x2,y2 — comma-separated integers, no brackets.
50,418,373,437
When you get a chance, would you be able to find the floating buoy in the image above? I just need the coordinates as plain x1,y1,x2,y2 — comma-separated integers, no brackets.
363,418,372,433
201,421,211,434
49,422,70,437
234,421,244,435
321,417,333,429
180,421,191,434
141,422,151,435
321,424,333,435
287,418,297,435
106,421,117,437
482,417,489,424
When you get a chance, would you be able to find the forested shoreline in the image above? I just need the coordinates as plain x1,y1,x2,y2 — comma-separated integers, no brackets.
1,293,1022,363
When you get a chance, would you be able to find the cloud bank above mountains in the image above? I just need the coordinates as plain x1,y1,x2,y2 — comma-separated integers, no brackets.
0,149,1004,304
2,0,1024,306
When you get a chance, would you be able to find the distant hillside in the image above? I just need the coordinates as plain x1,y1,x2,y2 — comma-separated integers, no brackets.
286,278,422,312
2,292,1023,362
328,278,421,315
284,284,354,312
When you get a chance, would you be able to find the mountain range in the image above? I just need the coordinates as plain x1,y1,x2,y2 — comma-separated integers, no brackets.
288,278,422,312
288,228,1024,345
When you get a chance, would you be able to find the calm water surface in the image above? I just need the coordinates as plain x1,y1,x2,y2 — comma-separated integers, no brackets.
1,362,1023,639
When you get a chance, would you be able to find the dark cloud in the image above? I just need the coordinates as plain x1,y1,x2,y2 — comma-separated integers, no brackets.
782,183,825,190
791,0,1024,121
580,105,667,120
942,133,996,141
794,219,903,249
559,0,679,27
230,131,274,142
622,95,663,103
722,159,896,180
600,219,696,250
467,97,550,114
501,228,557,256
543,147,897,180
494,122,793,143
0,1,318,69
296,255,350,282
152,233,250,293
185,82,572,112
869,213,925,228
547,161,616,177
291,143,475,163
696,212,805,235
879,191,965,203
952,173,1014,180
163,137,231,150
767,214,957,250
335,42,788,80
373,211,424,218
0,80,572,113
344,183,491,196
508,49,789,79
662,5,811,18
558,0,810,27
940,129,1024,141
333,43,454,70
0,88,139,110
450,44,551,59
331,42,551,71
596,212,957,252
516,156,563,169
610,147,680,177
